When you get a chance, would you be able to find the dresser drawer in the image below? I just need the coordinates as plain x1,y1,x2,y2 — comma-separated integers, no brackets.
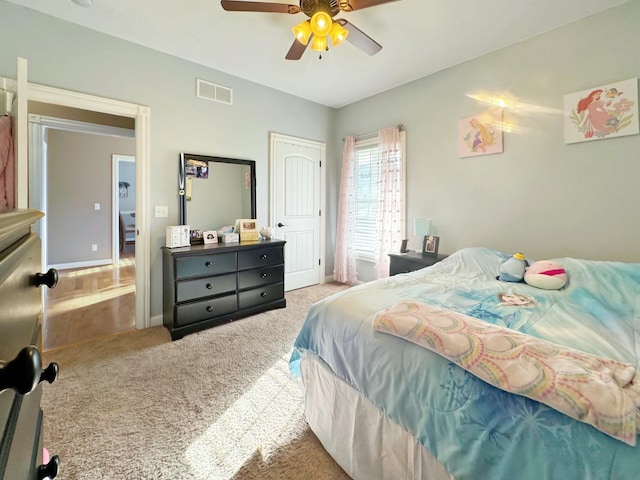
176,273,236,303
175,293,237,327
238,265,284,290
238,282,284,310
175,252,236,279
238,247,283,270
3,387,42,480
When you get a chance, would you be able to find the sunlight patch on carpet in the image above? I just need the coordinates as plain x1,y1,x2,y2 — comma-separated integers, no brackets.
184,353,304,479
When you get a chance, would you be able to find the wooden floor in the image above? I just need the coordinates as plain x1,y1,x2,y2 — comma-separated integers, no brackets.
43,247,136,352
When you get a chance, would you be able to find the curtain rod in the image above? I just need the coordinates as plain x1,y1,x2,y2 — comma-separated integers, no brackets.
343,123,404,142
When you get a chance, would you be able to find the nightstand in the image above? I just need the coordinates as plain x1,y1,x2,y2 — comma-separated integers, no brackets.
388,251,448,276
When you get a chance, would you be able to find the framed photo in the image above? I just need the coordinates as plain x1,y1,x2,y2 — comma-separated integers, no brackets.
189,229,203,245
203,230,218,244
235,218,259,242
422,235,439,256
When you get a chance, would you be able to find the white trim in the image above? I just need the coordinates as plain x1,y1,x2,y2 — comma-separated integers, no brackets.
28,114,135,138
15,57,28,208
26,82,151,330
112,155,135,264
49,258,112,271
269,132,326,287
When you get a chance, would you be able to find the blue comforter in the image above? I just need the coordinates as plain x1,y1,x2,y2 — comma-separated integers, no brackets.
290,247,640,480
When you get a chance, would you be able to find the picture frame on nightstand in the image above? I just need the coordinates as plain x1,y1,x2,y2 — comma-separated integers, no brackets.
422,235,440,256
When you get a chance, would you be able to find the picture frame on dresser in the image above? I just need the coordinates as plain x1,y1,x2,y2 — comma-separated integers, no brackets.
422,235,440,256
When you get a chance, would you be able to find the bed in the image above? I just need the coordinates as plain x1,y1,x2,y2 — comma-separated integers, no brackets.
289,247,640,480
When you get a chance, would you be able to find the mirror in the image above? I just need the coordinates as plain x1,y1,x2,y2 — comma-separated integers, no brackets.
179,153,256,232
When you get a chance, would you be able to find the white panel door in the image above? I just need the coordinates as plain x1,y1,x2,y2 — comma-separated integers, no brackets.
271,134,325,291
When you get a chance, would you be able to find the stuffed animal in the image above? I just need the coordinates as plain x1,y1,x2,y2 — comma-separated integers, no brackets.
497,252,528,282
524,260,567,290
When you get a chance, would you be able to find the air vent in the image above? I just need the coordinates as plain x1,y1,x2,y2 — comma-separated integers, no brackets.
197,79,233,105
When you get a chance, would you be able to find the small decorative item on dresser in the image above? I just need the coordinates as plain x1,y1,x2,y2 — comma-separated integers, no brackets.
260,226,273,240
190,229,204,244
166,225,190,248
422,235,440,256
235,218,259,242
203,230,218,244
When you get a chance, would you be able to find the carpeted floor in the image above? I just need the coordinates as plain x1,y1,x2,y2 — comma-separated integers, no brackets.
42,282,351,480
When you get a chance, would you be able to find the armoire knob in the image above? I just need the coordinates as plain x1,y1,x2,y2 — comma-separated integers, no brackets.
38,454,60,479
0,346,42,395
35,269,59,289
40,362,59,385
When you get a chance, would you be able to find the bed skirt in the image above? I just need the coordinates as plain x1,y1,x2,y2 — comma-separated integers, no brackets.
300,351,454,480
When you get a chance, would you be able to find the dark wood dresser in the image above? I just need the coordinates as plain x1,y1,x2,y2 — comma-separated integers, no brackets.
388,251,448,276
0,210,60,479
162,240,286,340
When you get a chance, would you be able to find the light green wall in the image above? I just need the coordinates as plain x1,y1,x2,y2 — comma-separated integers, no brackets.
1,0,639,322
0,0,335,319
333,0,640,266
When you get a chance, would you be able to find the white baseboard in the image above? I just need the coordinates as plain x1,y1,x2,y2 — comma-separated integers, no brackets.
49,258,112,270
149,313,163,328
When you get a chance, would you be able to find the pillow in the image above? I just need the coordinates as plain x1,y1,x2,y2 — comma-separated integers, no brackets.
524,260,567,290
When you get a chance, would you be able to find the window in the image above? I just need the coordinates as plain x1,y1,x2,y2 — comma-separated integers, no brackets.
352,133,405,261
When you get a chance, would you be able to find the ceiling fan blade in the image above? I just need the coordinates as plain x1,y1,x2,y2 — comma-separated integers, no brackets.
338,0,400,12
285,37,310,60
220,0,301,14
335,19,382,56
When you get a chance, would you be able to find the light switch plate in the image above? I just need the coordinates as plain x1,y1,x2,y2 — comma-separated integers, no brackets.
155,205,169,218
94,203,100,210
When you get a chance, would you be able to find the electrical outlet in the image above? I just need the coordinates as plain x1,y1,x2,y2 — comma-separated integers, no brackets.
91,244,98,252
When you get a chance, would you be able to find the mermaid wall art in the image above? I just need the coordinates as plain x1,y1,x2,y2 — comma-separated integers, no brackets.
564,78,638,144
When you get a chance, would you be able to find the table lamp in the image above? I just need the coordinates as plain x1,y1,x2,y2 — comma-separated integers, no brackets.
414,217,432,255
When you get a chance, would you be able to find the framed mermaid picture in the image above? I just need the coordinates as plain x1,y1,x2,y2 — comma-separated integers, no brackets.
458,109,504,158
564,78,638,144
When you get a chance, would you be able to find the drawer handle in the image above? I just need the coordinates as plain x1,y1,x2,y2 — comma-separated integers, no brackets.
260,292,268,298
40,362,59,385
38,454,60,480
35,268,59,289
261,272,268,278
206,306,213,313
206,283,213,289
205,261,212,268
0,345,42,395
260,254,268,260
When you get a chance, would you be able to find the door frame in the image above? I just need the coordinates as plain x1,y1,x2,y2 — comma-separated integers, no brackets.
25,82,151,330
112,154,136,264
269,132,326,288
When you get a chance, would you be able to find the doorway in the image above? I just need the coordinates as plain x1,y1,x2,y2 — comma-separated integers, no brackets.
29,112,137,350
269,133,326,291
24,82,150,350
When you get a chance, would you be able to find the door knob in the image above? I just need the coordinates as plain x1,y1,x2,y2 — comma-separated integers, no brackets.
277,222,287,227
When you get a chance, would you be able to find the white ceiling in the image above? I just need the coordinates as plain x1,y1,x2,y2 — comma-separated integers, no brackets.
7,0,630,108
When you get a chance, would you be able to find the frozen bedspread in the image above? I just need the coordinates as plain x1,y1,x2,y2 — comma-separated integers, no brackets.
290,247,640,480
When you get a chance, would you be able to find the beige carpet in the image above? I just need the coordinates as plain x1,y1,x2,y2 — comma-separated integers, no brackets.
42,282,351,480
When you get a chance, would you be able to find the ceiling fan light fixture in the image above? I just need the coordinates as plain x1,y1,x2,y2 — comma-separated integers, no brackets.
329,22,349,47
292,20,312,45
310,35,328,52
310,11,332,37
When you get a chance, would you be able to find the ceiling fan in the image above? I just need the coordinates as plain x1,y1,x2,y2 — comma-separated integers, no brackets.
220,0,401,60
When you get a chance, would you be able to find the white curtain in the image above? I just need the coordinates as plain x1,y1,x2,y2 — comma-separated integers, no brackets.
333,136,358,284
374,126,404,279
